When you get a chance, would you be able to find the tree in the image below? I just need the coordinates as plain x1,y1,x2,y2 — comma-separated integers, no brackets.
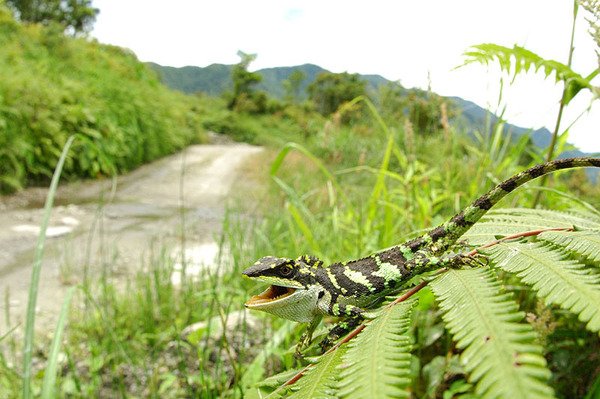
379,82,457,135
6,0,98,34
308,72,366,116
282,69,305,103
228,50,263,112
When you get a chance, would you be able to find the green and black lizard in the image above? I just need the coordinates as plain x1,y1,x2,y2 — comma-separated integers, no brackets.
242,157,600,351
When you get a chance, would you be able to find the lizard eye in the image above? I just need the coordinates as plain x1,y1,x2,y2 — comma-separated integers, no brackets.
279,265,294,277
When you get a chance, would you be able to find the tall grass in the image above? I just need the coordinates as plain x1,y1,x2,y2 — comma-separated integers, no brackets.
230,109,600,398
22,135,75,399
1,98,597,397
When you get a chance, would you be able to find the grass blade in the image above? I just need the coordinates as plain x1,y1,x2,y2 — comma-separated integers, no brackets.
241,321,296,390
270,142,351,207
41,286,75,399
22,135,76,399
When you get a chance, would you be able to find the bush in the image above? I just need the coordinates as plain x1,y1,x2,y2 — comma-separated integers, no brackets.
202,112,258,143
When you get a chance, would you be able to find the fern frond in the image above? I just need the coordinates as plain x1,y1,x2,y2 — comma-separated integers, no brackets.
485,241,600,332
462,43,592,104
288,347,346,399
430,269,555,399
464,208,600,245
538,230,600,263
337,300,415,399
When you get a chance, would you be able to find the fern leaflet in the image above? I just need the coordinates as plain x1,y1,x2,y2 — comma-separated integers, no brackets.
287,347,346,399
337,300,415,399
464,208,600,245
484,241,600,332
538,230,600,263
461,43,593,104
430,268,554,399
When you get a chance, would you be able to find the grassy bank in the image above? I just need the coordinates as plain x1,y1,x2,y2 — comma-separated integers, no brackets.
0,5,207,194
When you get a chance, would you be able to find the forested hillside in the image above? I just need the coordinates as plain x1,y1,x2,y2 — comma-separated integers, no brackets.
149,62,390,99
149,61,569,152
0,4,206,193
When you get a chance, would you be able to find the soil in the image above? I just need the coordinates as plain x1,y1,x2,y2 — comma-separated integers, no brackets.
0,142,264,336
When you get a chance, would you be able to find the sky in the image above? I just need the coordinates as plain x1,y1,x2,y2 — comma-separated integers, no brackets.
91,1,600,153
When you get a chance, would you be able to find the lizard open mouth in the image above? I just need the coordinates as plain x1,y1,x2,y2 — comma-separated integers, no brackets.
245,285,297,306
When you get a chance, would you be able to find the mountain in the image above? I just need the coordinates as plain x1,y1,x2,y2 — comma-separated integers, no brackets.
254,64,326,99
449,96,553,145
146,62,233,96
146,62,557,146
148,62,389,100
148,62,595,162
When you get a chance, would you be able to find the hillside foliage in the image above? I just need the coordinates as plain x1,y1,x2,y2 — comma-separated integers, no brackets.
0,5,206,193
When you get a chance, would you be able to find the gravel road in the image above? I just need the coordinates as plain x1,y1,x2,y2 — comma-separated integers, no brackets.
0,143,263,336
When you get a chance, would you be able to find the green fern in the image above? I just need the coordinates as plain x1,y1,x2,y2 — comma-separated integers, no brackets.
337,300,415,399
461,43,596,104
430,268,555,399
538,230,600,263
464,208,600,245
287,348,347,399
483,240,600,332
256,209,600,398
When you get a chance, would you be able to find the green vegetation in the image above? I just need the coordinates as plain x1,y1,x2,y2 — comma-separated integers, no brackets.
307,72,366,116
227,51,267,113
0,4,207,193
1,2,600,399
282,69,306,104
6,0,98,34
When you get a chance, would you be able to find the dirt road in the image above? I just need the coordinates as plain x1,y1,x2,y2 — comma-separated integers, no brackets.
0,143,263,335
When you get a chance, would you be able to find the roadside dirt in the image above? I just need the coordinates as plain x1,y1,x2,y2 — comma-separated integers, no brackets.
0,142,263,337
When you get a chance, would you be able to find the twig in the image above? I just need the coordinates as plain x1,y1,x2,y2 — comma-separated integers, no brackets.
465,226,573,256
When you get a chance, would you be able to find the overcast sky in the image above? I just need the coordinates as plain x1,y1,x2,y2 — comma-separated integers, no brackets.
92,1,600,153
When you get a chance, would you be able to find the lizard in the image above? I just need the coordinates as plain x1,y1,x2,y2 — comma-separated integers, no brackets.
242,157,600,352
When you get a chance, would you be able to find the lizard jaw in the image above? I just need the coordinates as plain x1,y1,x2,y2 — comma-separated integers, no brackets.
245,284,299,306
244,282,321,323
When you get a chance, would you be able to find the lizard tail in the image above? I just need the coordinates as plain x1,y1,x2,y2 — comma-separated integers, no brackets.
410,157,600,254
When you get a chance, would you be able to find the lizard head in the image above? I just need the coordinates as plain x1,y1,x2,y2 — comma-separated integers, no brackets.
242,255,324,323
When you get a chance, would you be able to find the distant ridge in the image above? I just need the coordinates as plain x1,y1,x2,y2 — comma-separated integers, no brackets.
147,62,389,100
148,62,594,164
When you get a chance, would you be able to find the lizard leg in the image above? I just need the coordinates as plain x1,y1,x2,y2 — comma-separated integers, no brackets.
295,315,322,357
319,304,365,353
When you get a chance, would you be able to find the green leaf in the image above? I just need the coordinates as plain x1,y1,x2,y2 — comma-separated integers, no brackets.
245,368,301,399
270,142,350,207
22,135,76,399
484,241,600,332
430,269,555,399
538,230,600,263
41,287,75,399
461,43,592,105
288,346,347,399
464,208,600,245
337,300,415,399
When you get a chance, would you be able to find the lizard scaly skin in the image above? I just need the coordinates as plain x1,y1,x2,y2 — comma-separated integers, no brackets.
242,157,600,349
